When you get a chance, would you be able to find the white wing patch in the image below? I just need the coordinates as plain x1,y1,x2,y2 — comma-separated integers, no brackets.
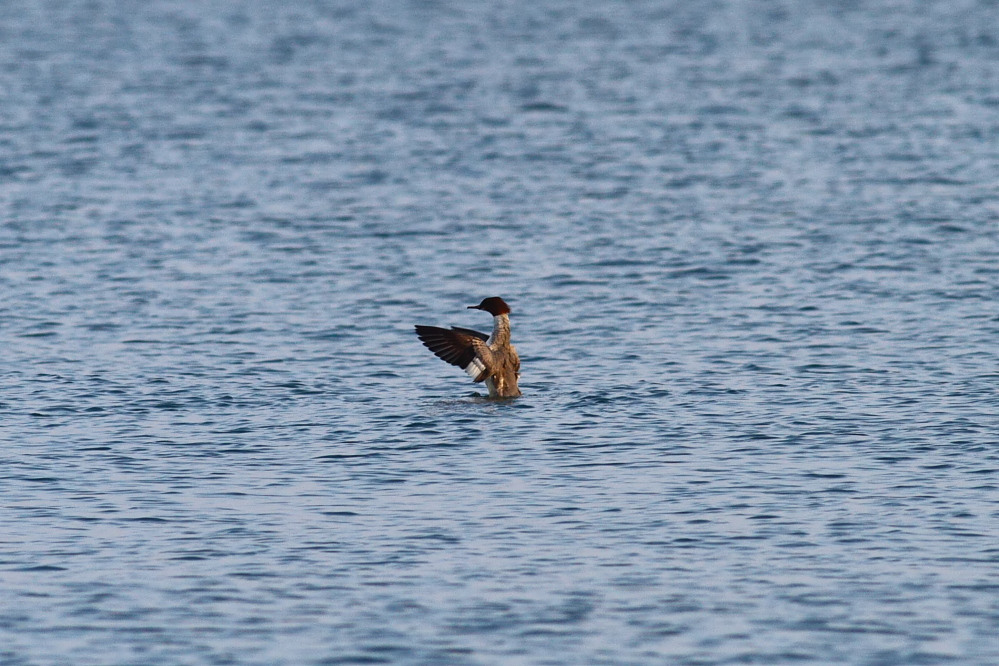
464,356,487,379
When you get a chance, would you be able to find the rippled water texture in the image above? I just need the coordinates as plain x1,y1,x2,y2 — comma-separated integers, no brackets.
2,1,998,664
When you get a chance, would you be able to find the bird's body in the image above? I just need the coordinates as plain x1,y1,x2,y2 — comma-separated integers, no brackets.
415,297,522,398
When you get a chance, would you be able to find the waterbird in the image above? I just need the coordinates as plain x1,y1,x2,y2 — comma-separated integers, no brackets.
415,297,522,398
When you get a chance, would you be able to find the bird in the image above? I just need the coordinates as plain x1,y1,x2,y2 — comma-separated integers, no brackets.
415,297,522,398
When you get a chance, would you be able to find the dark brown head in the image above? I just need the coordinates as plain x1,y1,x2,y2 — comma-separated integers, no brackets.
468,296,511,316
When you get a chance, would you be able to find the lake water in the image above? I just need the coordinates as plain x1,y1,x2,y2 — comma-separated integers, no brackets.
2,1,998,664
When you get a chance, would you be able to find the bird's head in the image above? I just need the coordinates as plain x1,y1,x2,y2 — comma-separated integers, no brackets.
468,297,511,316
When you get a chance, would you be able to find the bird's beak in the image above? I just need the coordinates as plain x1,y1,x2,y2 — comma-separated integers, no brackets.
467,305,480,310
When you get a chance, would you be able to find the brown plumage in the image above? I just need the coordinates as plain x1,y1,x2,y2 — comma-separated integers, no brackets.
415,297,522,398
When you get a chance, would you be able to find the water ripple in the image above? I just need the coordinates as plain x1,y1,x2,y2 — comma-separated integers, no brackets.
2,0,999,664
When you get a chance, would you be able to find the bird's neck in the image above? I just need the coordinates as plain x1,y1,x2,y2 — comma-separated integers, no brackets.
489,313,511,346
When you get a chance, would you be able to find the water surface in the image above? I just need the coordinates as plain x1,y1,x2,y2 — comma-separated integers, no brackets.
2,1,998,664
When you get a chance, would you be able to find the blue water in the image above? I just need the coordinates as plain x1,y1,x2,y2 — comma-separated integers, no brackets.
2,1,998,664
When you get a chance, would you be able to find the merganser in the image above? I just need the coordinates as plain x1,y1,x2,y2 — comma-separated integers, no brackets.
415,297,522,398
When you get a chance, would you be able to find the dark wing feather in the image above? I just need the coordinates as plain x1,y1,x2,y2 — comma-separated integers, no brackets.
450,326,489,342
414,325,486,369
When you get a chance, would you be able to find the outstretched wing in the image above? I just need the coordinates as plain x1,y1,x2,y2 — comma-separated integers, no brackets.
450,326,489,342
414,325,493,382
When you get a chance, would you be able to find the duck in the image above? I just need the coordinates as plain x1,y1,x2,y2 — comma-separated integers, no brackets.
415,297,522,398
